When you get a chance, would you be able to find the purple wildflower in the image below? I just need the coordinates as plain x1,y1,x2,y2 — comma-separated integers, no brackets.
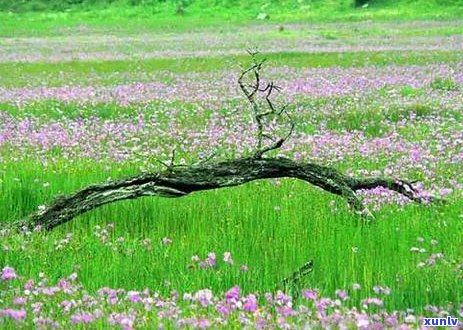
239,265,249,272
12,297,26,305
243,294,258,312
225,286,240,302
223,252,234,265
161,237,172,245
362,298,384,307
206,252,216,267
0,308,27,321
197,318,211,328
127,291,142,303
71,312,94,324
216,302,231,317
303,289,319,300
335,289,349,301
194,289,214,307
1,266,17,281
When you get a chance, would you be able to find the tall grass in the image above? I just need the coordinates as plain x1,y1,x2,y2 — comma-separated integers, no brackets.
1,154,461,315
1,159,462,312
0,15,462,323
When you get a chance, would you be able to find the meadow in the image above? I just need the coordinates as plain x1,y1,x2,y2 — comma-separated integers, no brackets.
1,2,463,329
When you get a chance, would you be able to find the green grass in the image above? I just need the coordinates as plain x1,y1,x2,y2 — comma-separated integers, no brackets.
0,4,462,321
1,115,461,313
1,0,463,37
1,160,462,312
431,76,461,91
2,50,463,88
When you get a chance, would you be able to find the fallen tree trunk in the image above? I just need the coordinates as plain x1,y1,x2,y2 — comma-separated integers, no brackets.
12,156,429,231
9,52,435,232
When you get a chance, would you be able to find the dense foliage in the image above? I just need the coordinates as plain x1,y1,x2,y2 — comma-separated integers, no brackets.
0,0,462,13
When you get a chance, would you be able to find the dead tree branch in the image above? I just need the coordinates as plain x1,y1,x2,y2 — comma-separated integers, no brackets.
11,157,433,232
238,50,294,159
278,260,314,298
5,51,439,232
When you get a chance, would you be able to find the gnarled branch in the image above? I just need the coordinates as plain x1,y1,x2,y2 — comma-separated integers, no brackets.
238,50,294,159
12,157,432,232
6,51,438,232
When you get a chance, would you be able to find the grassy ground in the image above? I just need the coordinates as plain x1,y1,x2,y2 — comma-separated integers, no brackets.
1,0,463,37
2,50,463,87
2,167,462,311
1,64,462,311
0,3,462,328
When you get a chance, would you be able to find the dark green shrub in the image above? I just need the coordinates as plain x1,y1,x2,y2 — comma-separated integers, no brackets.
354,0,369,7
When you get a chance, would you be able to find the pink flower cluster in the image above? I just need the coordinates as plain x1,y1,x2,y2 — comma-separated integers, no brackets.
1,266,462,329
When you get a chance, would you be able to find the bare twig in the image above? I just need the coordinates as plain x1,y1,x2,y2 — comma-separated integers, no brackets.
192,151,217,166
278,260,314,298
153,148,177,172
238,51,294,159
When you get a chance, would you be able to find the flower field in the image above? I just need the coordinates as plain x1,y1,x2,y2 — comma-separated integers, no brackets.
0,18,462,329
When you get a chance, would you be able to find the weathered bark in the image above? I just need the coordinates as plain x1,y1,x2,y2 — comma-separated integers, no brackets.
278,260,314,298
5,53,437,234
12,156,429,231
